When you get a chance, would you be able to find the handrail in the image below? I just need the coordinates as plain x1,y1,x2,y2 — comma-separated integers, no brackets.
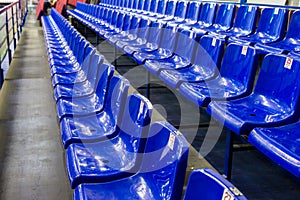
0,1,19,15
0,0,24,89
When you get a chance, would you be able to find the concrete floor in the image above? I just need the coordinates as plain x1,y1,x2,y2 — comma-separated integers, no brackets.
0,14,72,199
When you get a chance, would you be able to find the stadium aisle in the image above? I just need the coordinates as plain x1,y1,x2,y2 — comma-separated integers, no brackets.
0,13,72,199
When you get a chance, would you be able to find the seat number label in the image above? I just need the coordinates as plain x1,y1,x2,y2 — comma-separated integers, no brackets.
168,133,175,150
241,46,248,55
212,38,217,47
274,8,279,15
222,189,234,200
284,57,293,70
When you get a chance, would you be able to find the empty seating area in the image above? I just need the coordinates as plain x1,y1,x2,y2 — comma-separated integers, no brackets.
2,0,300,199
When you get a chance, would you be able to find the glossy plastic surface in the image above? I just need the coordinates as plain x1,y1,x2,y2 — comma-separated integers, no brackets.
66,94,153,188
184,169,247,200
229,7,288,45
123,20,162,56
211,5,258,39
73,121,189,200
179,2,216,30
144,29,195,75
51,47,96,87
249,122,300,178
203,3,236,33
179,44,258,107
255,11,300,54
53,54,104,101
60,75,130,148
207,54,300,135
133,23,176,64
56,63,114,120
159,35,224,88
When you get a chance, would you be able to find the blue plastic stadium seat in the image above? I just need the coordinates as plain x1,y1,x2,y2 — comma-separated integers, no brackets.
144,29,196,75
229,7,288,45
159,35,224,88
55,62,115,120
51,47,96,87
146,0,167,19
210,5,258,40
150,0,177,20
179,2,217,30
115,17,149,50
133,23,177,64
195,4,236,35
179,44,258,107
66,94,153,189
60,75,129,149
207,54,300,135
73,121,189,200
142,0,158,15
53,55,105,102
184,168,247,200
248,122,300,178
157,0,188,23
104,14,133,40
101,12,127,39
123,20,163,56
167,1,201,27
108,15,141,45
255,10,300,54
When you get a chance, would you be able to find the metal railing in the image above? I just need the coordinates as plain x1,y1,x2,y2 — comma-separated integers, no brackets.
0,0,26,88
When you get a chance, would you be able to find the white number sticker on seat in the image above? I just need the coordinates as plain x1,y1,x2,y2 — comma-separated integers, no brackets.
168,133,176,150
284,57,293,70
241,46,248,56
222,189,234,200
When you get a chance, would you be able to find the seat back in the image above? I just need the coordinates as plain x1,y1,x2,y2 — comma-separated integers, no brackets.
94,63,115,109
193,35,224,73
140,121,189,200
120,14,133,32
109,10,120,27
149,0,158,13
142,0,151,11
86,54,104,86
174,29,197,61
285,10,300,40
255,7,287,39
128,16,141,36
81,46,96,74
137,0,145,10
198,2,217,26
213,3,236,29
137,18,152,40
76,39,89,65
185,1,201,22
184,168,247,200
164,0,177,16
219,44,258,94
131,0,139,10
115,12,125,30
232,5,258,33
147,20,165,46
104,75,130,130
159,23,177,51
119,94,153,154
254,54,300,115
174,0,188,19
156,0,167,15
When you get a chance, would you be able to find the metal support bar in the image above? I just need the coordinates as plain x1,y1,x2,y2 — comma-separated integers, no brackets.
224,129,233,181
146,70,150,99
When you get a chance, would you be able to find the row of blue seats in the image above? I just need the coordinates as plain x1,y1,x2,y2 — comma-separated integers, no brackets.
67,1,300,181
97,0,300,54
41,8,247,200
